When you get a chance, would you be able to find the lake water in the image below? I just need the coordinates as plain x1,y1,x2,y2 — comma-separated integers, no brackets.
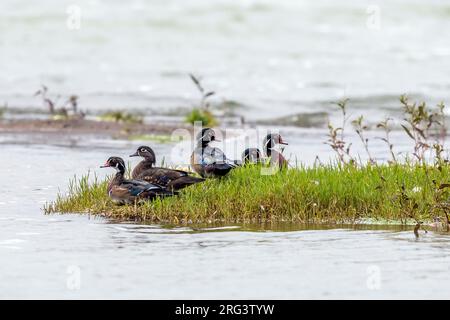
1,0,450,121
1,143,450,299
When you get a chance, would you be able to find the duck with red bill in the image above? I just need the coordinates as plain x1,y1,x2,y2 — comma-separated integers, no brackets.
262,133,289,169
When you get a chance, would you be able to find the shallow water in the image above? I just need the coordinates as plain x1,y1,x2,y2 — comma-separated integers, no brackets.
1,143,450,299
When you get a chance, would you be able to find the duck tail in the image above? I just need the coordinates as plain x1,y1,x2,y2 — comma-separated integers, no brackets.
168,176,205,191
206,163,234,177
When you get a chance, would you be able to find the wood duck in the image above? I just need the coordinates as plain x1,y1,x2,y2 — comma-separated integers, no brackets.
262,133,289,169
190,128,237,178
100,156,175,204
242,148,262,164
130,146,205,191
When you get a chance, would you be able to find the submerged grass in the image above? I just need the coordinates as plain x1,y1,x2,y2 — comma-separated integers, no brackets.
44,163,450,225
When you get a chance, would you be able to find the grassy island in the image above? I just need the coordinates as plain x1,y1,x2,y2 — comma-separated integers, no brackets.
44,163,450,225
44,96,450,226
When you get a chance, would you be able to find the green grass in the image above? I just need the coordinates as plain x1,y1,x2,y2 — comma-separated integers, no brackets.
185,108,218,126
0,104,6,119
128,133,183,143
44,163,450,225
98,111,143,124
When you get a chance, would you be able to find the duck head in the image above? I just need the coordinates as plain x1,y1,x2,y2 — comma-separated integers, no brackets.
242,148,262,164
263,133,288,157
196,128,220,147
129,146,156,165
100,156,126,174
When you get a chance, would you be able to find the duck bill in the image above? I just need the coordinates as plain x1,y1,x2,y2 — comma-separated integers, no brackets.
100,163,110,168
279,140,288,145
129,152,139,157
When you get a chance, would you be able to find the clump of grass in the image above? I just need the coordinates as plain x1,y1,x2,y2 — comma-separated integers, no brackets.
45,172,109,215
98,111,143,124
128,134,183,143
185,108,217,127
185,74,218,126
44,163,450,225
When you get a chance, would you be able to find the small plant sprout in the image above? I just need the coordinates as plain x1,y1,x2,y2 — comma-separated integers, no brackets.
376,118,397,164
325,98,354,164
352,115,374,164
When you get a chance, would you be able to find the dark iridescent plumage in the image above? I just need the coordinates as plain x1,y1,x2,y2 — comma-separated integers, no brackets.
190,128,236,178
242,148,262,164
101,156,175,204
242,133,288,168
262,133,289,169
130,146,204,190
